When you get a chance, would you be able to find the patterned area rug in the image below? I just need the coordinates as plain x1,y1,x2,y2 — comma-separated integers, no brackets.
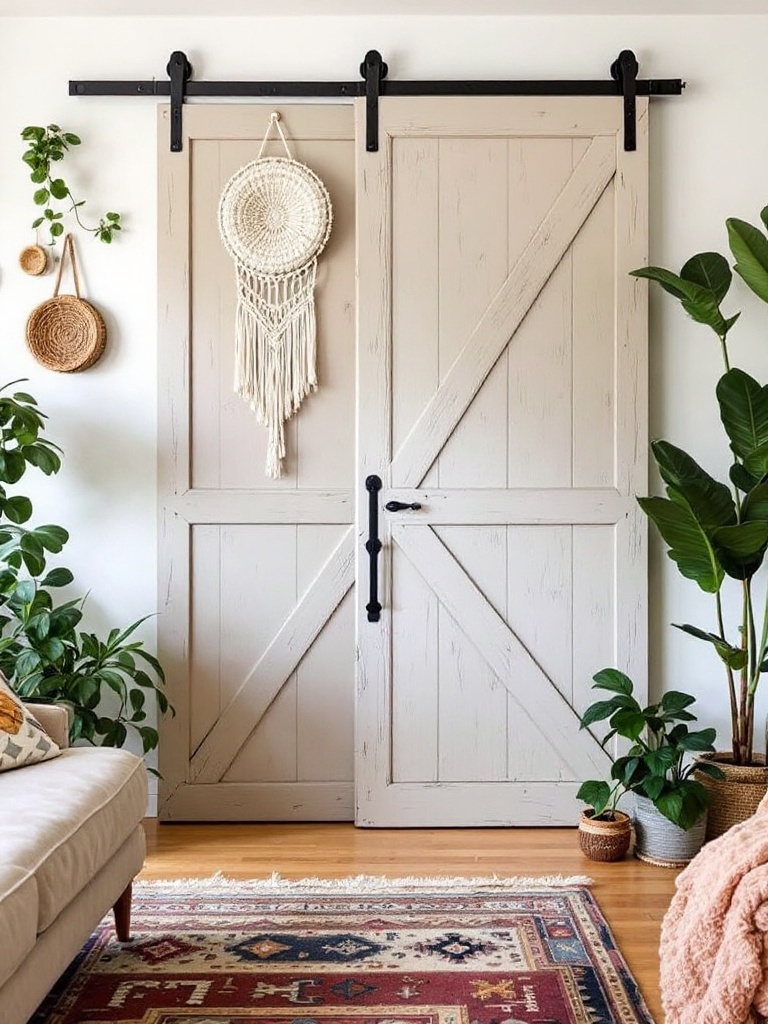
35,875,654,1024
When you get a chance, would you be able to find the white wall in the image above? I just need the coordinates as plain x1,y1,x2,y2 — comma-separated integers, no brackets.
1,13,767,789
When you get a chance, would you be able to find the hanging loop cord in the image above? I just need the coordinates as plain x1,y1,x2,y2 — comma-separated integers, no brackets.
257,111,293,160
54,233,82,298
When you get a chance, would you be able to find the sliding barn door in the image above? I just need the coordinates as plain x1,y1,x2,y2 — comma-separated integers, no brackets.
356,97,648,826
158,105,356,820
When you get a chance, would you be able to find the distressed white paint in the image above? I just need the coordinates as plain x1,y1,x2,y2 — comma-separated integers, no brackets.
356,95,647,826
158,104,356,820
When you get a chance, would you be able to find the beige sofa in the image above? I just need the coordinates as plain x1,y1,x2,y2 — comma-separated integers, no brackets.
0,705,147,1024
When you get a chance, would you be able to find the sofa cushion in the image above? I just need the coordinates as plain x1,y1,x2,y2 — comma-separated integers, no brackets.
0,675,60,772
0,866,38,989
1,746,147,932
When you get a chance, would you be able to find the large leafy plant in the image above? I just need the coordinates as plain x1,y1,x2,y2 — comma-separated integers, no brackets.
632,210,768,767
577,669,720,831
0,381,168,755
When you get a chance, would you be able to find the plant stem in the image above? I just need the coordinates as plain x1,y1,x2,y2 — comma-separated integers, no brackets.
718,333,732,373
717,590,740,759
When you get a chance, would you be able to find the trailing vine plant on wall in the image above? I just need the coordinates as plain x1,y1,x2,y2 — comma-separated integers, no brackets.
21,125,122,245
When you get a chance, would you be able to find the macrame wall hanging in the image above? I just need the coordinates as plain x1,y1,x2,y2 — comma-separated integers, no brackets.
218,111,333,478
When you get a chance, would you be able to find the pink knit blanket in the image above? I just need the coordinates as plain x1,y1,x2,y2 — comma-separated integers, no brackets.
660,794,768,1024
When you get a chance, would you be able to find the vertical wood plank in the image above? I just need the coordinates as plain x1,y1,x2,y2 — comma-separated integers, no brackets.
189,526,222,754
507,139,574,489
572,183,616,487
158,105,193,815
438,138,508,488
296,526,354,782
615,101,649,702
572,525,616,724
435,526,508,782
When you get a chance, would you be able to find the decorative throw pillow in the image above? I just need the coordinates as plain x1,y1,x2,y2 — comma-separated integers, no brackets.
0,674,60,772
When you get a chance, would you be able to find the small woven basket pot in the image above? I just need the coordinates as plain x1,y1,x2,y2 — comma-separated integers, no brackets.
633,794,707,868
578,809,631,862
19,244,48,276
25,234,106,373
694,752,768,841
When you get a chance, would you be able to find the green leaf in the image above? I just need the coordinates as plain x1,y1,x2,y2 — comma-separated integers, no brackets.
645,747,679,775
761,205,768,233
591,667,635,696
49,178,68,200
31,216,44,229
718,368,768,467
34,524,68,553
638,495,724,593
727,217,768,305
137,725,159,753
673,622,748,670
655,790,684,827
63,133,81,145
23,443,61,476
651,440,735,530
642,775,666,801
631,266,726,333
50,222,64,238
679,727,717,752
581,699,622,728
577,780,612,814
40,567,74,588
694,760,726,780
742,481,768,522
660,690,696,713
4,496,32,524
106,212,120,222
33,188,49,206
21,126,45,141
609,709,646,741
713,521,768,578
680,252,732,304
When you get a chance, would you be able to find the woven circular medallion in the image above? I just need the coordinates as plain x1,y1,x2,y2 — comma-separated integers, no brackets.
218,157,332,276
19,245,48,276
26,295,107,373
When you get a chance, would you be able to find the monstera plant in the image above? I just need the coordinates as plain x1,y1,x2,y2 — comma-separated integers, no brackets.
0,381,169,757
632,209,768,771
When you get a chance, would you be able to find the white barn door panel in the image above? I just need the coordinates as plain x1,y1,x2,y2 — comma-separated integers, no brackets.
158,105,356,821
355,97,649,826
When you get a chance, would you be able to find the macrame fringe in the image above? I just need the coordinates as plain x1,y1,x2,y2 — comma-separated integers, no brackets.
135,872,593,893
234,263,318,478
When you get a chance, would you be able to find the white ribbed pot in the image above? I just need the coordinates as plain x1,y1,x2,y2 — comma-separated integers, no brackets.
633,794,707,868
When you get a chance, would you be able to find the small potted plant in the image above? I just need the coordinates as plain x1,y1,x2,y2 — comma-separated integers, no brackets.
577,669,723,866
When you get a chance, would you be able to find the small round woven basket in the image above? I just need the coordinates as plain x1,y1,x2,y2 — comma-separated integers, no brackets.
25,234,106,373
695,752,768,840
578,809,631,862
19,244,48,277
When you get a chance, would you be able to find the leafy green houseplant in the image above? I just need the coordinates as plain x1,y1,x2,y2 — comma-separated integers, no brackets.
631,212,768,771
21,125,122,245
0,381,168,756
577,668,720,832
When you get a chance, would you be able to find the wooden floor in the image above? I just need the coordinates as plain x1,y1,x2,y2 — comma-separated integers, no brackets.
142,820,676,1021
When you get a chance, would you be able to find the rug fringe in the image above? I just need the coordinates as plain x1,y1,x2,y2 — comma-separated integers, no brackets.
136,872,593,892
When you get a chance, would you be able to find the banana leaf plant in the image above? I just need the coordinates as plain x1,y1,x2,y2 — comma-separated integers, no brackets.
632,208,768,766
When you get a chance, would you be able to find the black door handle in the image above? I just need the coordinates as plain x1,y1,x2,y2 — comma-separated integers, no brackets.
365,475,382,622
384,501,422,512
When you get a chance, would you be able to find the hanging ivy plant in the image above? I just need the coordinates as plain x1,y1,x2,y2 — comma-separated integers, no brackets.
21,124,122,246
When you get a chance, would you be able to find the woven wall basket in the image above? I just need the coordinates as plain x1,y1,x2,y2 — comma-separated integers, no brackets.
26,233,106,373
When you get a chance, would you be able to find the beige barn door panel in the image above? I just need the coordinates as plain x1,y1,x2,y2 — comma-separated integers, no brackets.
158,105,356,821
356,96,649,826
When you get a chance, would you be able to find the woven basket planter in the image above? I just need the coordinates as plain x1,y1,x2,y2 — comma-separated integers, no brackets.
577,809,631,862
633,794,706,868
19,244,48,276
694,752,768,841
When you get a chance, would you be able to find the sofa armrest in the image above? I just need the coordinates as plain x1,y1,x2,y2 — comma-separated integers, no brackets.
25,703,71,749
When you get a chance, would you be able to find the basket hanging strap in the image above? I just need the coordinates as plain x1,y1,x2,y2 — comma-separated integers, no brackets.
53,233,82,299
257,111,293,160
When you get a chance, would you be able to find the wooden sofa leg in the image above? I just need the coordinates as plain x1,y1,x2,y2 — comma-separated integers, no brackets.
113,882,133,942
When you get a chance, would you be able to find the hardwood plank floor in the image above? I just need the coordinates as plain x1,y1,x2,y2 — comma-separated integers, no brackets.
142,820,676,1021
